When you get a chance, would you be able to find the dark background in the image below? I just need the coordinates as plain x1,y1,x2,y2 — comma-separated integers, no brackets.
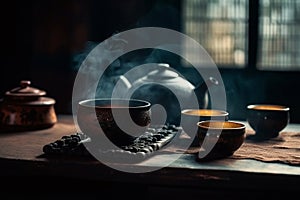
4,0,300,123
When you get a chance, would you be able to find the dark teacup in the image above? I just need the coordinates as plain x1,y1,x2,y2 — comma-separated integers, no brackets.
197,120,246,160
77,98,151,147
247,104,289,140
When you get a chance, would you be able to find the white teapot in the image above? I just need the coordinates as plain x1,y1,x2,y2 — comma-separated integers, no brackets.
113,63,219,125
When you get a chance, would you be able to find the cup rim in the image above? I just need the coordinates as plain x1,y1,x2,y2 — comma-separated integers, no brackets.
181,109,229,117
247,104,289,111
78,98,151,109
197,120,246,130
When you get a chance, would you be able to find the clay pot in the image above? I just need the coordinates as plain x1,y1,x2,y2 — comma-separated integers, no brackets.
0,80,57,132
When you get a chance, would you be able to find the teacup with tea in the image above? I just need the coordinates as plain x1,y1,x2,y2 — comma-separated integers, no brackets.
181,109,229,146
77,98,151,147
246,104,290,140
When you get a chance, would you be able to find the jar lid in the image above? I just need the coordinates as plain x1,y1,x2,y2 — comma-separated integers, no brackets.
5,80,46,97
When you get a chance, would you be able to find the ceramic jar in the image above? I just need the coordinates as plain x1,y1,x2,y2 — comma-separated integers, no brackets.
0,80,57,132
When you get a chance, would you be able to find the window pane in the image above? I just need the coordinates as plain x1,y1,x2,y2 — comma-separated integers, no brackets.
182,0,248,68
258,0,300,70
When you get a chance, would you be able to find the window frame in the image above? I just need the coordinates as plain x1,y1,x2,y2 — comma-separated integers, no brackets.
179,0,300,73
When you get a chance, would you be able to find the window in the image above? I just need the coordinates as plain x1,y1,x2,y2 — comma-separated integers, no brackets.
258,0,300,70
182,0,300,71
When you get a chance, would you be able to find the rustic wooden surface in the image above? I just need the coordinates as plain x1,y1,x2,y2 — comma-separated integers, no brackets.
0,115,299,172
0,115,299,198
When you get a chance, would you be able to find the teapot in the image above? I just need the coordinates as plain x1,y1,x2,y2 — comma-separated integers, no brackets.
113,63,219,125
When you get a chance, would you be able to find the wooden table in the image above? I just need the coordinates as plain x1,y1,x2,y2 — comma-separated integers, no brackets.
0,115,299,199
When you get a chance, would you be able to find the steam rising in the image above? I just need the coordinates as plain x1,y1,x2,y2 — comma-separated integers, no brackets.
71,27,227,172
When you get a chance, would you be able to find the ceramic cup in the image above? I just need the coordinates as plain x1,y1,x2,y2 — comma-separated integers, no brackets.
77,98,151,147
197,120,246,160
181,109,229,146
246,104,289,140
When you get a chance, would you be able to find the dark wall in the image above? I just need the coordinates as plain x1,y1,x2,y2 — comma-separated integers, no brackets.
6,0,180,114
2,1,30,96
8,0,300,123
2,0,88,114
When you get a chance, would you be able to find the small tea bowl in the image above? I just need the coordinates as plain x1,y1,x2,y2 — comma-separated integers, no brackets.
196,120,246,160
77,98,151,147
181,109,229,146
246,104,290,140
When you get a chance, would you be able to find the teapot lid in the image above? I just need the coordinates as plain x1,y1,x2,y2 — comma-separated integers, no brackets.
5,80,46,99
147,63,179,80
